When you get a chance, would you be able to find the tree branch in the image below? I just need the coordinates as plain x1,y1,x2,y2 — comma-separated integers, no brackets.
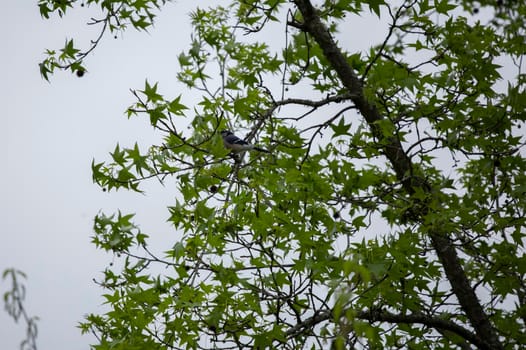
291,1,503,349
358,309,486,349
286,307,488,350
286,310,331,338
286,310,487,349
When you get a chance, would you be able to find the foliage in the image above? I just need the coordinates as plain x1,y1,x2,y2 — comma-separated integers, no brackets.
2,268,39,350
41,0,525,349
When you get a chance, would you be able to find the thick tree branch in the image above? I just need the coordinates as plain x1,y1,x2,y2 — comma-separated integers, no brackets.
286,308,487,349
358,310,486,349
291,1,503,349
286,310,331,338
292,1,420,190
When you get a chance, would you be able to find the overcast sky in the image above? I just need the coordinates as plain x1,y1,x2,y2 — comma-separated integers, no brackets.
1,1,199,349
2,1,510,350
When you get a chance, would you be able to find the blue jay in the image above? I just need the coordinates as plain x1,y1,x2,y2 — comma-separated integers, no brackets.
221,130,270,153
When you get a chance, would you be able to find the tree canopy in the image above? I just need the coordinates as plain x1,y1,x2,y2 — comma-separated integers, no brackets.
39,0,525,349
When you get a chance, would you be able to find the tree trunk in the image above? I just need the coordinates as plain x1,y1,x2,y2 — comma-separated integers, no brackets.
292,1,503,349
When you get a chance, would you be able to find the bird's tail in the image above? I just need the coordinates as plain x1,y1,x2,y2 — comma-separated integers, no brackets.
253,146,270,153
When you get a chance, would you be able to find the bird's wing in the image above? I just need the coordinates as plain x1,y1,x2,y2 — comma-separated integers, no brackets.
226,134,249,146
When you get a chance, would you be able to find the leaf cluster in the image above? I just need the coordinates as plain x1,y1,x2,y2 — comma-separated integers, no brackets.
41,0,526,349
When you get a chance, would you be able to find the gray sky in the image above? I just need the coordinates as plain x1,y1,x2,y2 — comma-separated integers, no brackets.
1,1,195,348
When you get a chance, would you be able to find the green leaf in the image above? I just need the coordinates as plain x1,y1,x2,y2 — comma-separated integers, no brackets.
331,117,352,137
148,108,166,126
141,80,163,103
367,0,385,17
126,143,149,175
167,95,188,115
434,0,457,14
110,144,126,165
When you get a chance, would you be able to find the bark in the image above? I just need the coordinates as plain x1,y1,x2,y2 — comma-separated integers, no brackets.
358,310,488,350
287,309,488,349
291,1,503,349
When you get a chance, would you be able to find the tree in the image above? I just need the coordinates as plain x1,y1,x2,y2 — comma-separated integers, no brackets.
39,0,525,349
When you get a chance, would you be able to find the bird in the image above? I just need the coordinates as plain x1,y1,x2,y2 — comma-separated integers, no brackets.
220,130,270,153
